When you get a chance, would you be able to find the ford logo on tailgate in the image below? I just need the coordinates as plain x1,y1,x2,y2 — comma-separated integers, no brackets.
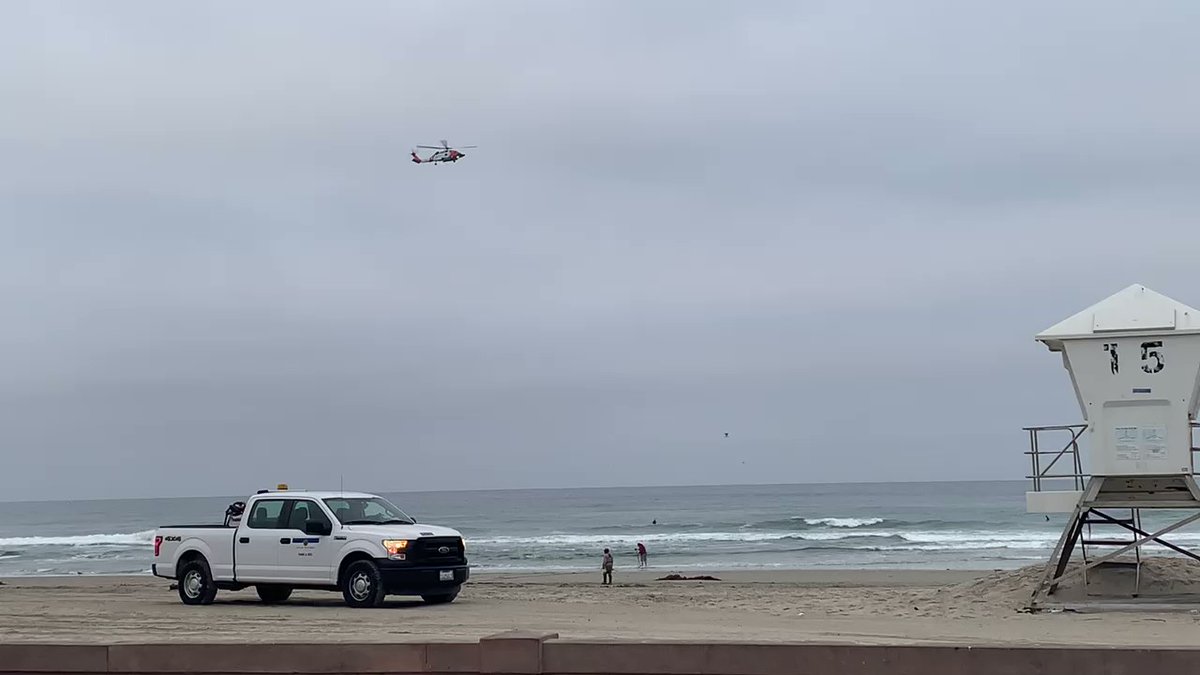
438,546,451,554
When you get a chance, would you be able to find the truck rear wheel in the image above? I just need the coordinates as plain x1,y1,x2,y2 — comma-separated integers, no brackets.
341,560,386,608
178,559,218,606
256,585,293,604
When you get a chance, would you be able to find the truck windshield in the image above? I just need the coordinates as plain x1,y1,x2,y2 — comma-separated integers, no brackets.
323,497,415,525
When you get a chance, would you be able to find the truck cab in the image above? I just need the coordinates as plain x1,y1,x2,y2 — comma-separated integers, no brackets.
153,487,468,608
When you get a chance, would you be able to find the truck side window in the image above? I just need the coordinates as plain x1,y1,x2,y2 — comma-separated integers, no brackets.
246,499,286,529
286,499,332,531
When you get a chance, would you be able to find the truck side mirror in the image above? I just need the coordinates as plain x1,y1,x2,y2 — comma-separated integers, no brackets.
305,520,332,536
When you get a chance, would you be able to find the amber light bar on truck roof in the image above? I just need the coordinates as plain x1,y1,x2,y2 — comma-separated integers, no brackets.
254,483,291,494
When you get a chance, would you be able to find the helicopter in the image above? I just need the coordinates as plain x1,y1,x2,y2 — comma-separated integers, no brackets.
411,140,476,165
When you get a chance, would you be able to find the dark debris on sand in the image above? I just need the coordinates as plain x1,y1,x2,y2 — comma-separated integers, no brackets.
657,574,721,581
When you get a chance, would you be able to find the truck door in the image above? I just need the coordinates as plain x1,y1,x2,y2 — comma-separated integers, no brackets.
235,498,288,582
275,499,338,584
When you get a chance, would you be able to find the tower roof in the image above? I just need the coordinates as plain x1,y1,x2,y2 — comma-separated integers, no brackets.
1037,284,1200,350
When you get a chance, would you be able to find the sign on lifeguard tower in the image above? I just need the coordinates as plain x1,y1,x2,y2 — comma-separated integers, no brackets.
1036,284,1200,479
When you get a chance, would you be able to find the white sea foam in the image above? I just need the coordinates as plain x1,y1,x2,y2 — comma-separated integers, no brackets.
802,517,885,528
467,529,1065,551
466,525,1200,552
474,532,795,546
0,530,155,548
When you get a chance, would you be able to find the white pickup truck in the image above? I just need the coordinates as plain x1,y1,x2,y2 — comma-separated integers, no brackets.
152,487,469,608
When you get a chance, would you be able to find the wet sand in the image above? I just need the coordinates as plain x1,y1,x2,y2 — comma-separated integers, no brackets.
4,565,1200,646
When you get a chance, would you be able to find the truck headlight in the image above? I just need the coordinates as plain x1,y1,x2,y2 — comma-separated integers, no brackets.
383,539,409,560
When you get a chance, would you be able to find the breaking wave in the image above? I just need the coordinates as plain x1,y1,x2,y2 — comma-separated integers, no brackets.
0,531,155,548
800,517,885,528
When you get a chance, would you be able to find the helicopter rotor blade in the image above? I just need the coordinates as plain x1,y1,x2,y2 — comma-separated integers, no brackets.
415,145,443,149
440,140,449,149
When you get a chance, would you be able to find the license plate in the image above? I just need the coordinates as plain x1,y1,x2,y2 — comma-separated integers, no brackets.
439,570,454,581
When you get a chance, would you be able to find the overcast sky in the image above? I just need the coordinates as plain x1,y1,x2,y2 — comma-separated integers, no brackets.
2,1,1199,501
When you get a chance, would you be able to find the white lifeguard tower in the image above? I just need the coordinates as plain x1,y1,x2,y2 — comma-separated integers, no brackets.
1026,284,1200,608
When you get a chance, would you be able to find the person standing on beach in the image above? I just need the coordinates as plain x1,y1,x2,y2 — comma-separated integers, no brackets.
602,548,614,585
636,542,647,568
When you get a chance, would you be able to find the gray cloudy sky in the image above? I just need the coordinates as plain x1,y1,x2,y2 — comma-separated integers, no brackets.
2,1,1199,500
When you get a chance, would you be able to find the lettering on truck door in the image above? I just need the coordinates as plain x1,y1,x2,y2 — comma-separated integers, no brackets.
236,498,287,582
277,499,338,584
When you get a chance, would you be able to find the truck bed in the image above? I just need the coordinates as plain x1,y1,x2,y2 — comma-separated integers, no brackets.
155,524,238,583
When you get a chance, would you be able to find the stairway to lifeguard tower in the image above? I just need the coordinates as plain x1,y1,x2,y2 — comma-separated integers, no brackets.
1079,508,1142,596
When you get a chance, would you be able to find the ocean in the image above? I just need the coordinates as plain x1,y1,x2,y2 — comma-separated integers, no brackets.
2,481,1195,578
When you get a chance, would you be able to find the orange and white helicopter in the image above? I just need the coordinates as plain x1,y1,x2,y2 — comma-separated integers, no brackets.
411,140,476,164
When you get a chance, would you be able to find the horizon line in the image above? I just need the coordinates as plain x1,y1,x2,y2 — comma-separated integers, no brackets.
0,477,1029,505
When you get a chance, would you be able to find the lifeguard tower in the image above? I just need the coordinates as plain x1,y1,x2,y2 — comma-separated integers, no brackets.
1025,284,1200,608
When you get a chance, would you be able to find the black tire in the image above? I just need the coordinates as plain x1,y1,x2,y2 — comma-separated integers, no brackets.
341,560,386,608
422,589,459,605
178,558,218,606
256,585,293,604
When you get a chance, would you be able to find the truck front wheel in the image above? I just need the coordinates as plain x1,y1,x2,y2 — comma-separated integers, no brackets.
178,559,218,606
341,560,386,608
256,585,293,604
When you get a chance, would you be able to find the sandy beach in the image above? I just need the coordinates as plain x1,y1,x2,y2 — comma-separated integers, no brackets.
4,563,1200,647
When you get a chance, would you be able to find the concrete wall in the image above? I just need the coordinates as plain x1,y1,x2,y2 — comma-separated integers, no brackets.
3,632,1199,675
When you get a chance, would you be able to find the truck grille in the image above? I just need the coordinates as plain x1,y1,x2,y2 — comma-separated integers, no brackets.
409,536,466,565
